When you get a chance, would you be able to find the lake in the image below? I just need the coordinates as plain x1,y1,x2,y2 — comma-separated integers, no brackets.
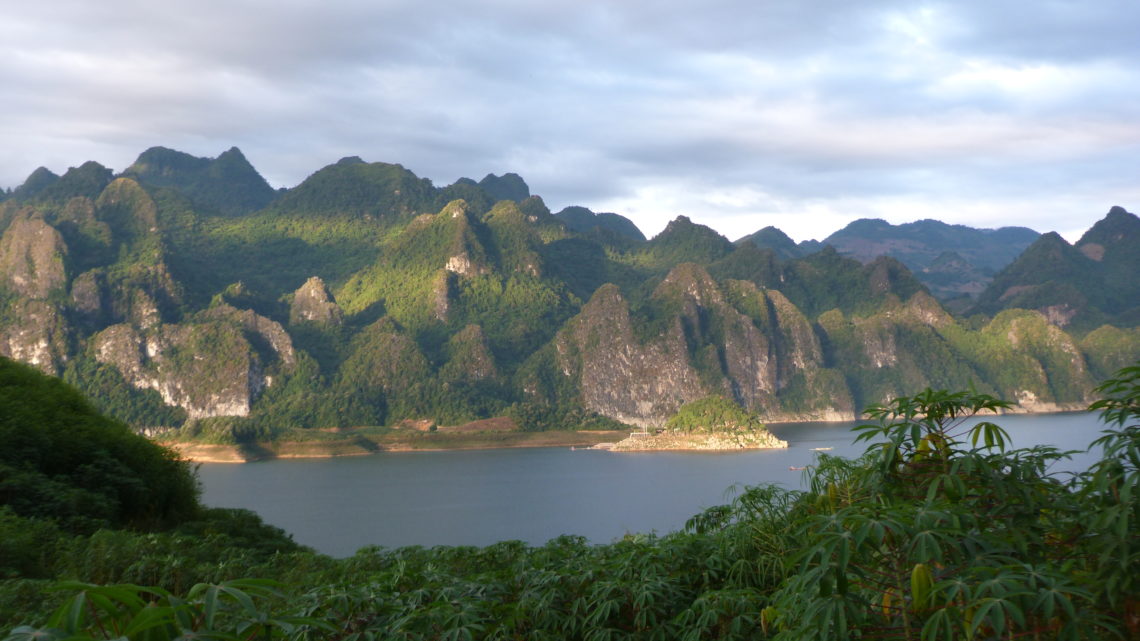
197,412,1108,557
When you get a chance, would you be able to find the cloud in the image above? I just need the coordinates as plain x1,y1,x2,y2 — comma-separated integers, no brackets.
1,0,1137,243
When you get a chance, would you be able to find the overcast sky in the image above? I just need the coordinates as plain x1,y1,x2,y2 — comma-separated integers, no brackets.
2,1,1138,242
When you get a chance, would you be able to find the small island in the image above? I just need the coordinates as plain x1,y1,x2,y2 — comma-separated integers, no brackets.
608,396,788,451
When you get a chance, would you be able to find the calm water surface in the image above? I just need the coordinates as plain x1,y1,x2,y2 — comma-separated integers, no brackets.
198,412,1106,557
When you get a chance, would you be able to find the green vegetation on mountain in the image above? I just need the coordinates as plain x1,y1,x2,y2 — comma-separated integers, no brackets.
734,225,801,259
0,146,1135,442
10,167,60,201
1076,206,1140,323
477,172,530,203
768,217,1041,302
0,357,304,621
35,162,114,204
556,205,647,242
712,246,925,318
969,209,1140,331
61,357,188,428
122,146,277,216
269,157,438,221
1081,325,1140,380
632,215,735,270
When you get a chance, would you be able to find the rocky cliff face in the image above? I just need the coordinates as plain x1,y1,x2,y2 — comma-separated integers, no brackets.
431,270,453,321
985,310,1096,409
0,211,72,374
557,283,705,427
92,307,295,419
555,264,856,426
756,288,854,421
0,300,70,375
0,147,1129,435
289,276,344,326
0,211,69,299
656,265,778,407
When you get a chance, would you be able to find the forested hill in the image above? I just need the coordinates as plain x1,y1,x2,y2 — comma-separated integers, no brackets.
0,146,1137,442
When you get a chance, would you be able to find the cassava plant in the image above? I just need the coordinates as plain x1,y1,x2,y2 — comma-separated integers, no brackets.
767,387,1104,641
1080,364,1140,637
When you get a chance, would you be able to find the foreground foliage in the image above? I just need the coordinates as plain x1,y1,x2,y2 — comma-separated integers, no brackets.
4,365,1140,639
0,358,198,533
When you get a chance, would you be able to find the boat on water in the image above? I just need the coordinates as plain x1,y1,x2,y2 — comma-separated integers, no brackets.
789,466,806,471
810,447,833,451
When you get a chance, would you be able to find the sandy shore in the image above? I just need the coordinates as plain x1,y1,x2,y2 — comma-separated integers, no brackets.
162,403,1092,463
163,430,631,463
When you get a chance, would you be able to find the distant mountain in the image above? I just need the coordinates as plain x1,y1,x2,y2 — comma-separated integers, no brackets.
640,215,734,268
0,146,1132,441
918,250,992,309
266,156,441,223
477,173,530,203
123,147,276,216
821,218,1039,272
43,161,116,202
11,167,61,200
736,218,1040,301
971,207,1140,329
555,206,646,242
1077,206,1140,296
734,226,801,260
712,244,925,318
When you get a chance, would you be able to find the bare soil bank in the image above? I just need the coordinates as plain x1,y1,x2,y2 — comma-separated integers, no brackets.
164,429,630,463
162,404,1091,463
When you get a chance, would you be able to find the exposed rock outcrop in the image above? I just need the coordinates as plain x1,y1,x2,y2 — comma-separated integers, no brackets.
0,211,68,299
92,307,296,419
94,322,254,418
0,300,69,375
904,291,954,328
610,428,788,451
103,263,183,329
431,270,453,321
555,264,858,426
70,269,107,320
653,265,850,421
0,213,72,374
289,276,344,326
203,304,296,369
557,283,705,427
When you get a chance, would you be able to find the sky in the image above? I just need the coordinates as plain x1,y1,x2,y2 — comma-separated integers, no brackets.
2,1,1138,243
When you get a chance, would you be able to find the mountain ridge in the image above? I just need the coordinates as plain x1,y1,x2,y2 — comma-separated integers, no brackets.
0,147,1134,442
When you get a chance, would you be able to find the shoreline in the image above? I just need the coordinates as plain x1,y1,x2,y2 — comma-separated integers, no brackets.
163,405,1094,463
165,429,631,463
756,402,1089,424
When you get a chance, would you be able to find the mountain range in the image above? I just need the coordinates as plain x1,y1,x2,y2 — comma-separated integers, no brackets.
738,218,1041,303
0,146,1136,440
